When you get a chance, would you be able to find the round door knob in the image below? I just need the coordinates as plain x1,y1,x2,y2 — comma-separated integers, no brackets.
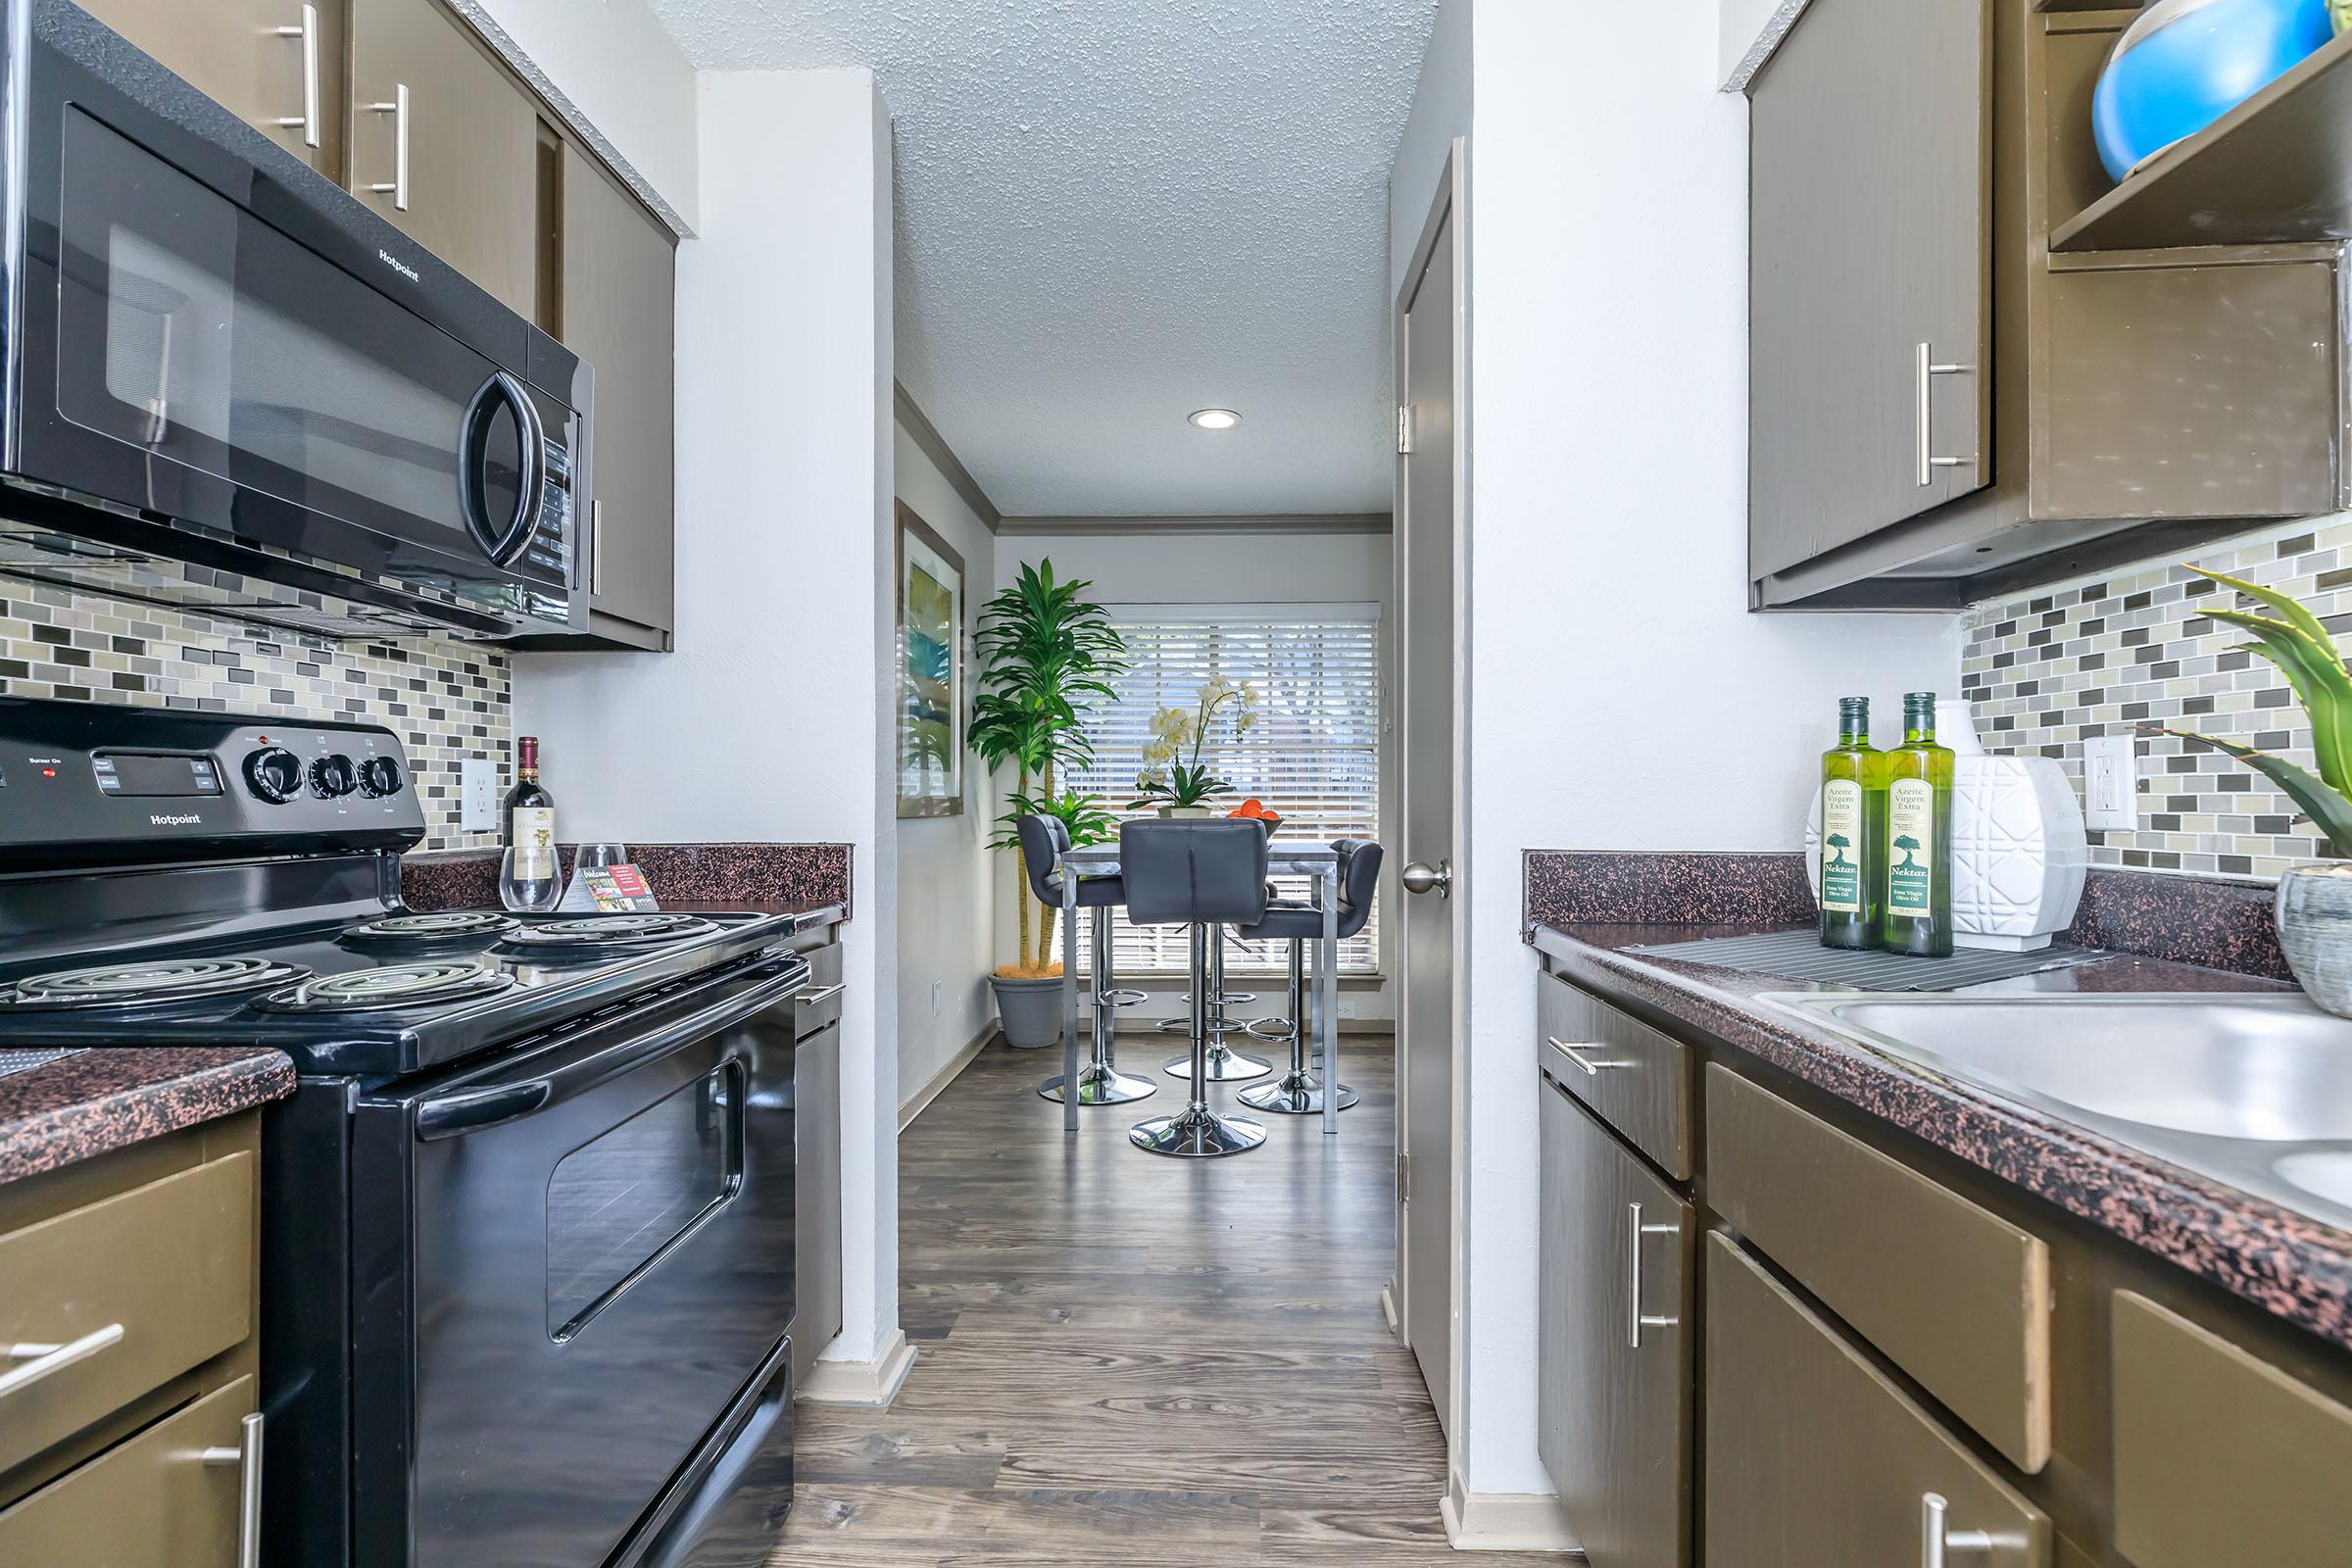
1400,858,1452,899
356,757,404,798
242,746,304,804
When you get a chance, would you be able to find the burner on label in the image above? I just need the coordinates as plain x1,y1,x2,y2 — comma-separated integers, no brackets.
501,914,721,950
259,959,515,1013
2,956,311,1009
344,911,520,945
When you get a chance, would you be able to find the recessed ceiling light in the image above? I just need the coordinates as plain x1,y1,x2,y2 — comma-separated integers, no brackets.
1188,408,1242,430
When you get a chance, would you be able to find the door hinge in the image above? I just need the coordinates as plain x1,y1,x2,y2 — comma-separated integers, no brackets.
1396,405,1414,456
1396,1152,1410,1204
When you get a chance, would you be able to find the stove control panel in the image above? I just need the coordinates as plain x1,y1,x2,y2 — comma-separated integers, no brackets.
0,697,425,869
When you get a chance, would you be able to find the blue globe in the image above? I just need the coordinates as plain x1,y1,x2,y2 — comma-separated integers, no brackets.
2092,0,2334,182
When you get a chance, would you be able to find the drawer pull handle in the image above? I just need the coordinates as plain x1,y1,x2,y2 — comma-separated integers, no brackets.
1547,1038,1628,1077
1627,1202,1680,1349
1920,1493,1994,1568
0,1322,124,1398
795,982,847,1006
202,1411,266,1568
1916,343,1977,487
368,83,412,212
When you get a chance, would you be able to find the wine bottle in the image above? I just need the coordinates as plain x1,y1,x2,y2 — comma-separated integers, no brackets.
1881,692,1954,957
503,735,556,851
1819,697,1885,951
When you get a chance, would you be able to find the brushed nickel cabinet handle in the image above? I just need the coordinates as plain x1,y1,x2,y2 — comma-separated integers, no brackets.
202,1411,266,1568
273,4,320,148
1916,342,1976,487
368,83,411,212
590,498,605,596
1920,1493,1994,1568
794,982,847,1006
0,1321,124,1397
1546,1038,1629,1076
1627,1202,1679,1349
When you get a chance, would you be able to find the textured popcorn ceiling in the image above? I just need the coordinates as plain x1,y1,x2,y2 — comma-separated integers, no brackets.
648,0,1437,516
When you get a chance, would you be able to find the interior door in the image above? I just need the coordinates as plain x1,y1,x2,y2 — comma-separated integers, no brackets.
1396,145,1461,1430
74,0,344,176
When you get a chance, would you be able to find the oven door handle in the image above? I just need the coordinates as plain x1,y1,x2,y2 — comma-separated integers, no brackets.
413,957,808,1141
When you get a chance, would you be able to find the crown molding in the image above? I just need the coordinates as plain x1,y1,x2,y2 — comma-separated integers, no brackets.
997,514,1393,538
894,381,1003,533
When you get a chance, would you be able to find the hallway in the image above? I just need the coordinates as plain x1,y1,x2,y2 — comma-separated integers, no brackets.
774,1037,1561,1564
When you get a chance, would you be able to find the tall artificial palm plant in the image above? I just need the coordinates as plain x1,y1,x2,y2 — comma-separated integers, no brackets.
969,562,1127,974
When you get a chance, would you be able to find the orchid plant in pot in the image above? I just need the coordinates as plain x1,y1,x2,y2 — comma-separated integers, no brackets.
1129,677,1257,816
968,562,1126,1047
2167,566,2352,1016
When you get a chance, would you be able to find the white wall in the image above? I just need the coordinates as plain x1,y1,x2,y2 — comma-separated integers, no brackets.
514,67,899,1370
894,426,998,1112
471,0,699,229
1390,0,1470,302
1438,0,1961,1504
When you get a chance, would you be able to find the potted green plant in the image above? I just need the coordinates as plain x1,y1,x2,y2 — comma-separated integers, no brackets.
1129,677,1257,816
2168,566,2352,1015
969,562,1126,1048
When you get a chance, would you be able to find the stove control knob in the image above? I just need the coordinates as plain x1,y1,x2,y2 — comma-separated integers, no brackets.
310,754,358,799
243,746,305,804
357,757,404,798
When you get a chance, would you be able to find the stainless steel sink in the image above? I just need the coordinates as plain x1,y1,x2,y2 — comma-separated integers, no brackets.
1761,992,2352,1231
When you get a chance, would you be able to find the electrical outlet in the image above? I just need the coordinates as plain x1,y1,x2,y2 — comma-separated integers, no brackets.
460,758,498,833
2083,735,2137,830
930,980,943,1017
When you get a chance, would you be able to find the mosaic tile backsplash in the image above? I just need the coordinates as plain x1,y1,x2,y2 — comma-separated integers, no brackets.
1960,517,2352,881
0,581,510,850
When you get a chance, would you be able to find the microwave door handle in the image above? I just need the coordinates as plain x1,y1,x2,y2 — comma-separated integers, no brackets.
413,958,806,1140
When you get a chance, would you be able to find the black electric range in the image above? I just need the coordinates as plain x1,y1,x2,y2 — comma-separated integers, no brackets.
0,698,808,1568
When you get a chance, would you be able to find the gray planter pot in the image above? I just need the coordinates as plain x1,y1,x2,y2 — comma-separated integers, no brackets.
2277,862,2352,1018
991,973,1064,1049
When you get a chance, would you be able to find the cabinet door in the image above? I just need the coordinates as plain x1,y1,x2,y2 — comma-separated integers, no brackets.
1538,1074,1691,1568
792,1023,843,1392
75,0,342,176
1705,1235,2049,1568
562,142,676,648
1750,0,1990,577
0,1376,257,1568
348,0,537,316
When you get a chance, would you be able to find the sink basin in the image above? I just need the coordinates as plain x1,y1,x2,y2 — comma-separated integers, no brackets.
1761,992,2352,1230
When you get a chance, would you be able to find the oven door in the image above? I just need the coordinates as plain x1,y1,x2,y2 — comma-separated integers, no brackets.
7,16,577,631
351,956,803,1568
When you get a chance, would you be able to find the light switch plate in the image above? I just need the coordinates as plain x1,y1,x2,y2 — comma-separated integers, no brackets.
461,758,498,833
2083,735,2137,830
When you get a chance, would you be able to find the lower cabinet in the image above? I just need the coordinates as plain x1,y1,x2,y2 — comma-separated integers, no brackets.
0,1376,257,1566
1538,1070,1692,1568
1704,1233,2049,1568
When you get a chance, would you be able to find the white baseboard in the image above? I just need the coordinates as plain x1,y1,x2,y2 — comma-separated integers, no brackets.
1442,1466,1584,1554
1380,1281,1400,1337
798,1330,917,1408
900,1023,999,1130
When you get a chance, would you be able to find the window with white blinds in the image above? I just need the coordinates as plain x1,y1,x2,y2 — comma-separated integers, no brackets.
1065,605,1382,975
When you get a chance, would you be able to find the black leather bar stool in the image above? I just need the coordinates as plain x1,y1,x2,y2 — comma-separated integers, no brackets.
1017,814,1153,1106
1119,818,1270,1157
1234,838,1379,1115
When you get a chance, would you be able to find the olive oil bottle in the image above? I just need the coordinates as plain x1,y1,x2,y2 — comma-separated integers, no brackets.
1818,697,1885,950
1882,692,1955,957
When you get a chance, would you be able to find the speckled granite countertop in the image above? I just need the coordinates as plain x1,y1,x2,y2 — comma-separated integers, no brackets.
0,1048,294,1187
402,844,855,918
1525,917,2352,1348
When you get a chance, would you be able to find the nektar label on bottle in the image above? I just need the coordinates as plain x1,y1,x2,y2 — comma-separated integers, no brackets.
1821,780,1863,913
1886,778,1933,915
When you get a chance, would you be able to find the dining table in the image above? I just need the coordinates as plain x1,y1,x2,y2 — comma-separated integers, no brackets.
1055,838,1345,1137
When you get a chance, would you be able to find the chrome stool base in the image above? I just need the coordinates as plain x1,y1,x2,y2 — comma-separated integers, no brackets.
1130,1104,1266,1157
1239,1072,1358,1115
1039,1062,1158,1105
1165,1043,1273,1082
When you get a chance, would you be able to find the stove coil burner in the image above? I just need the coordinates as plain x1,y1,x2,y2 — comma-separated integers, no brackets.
2,956,312,1010
501,914,722,951
259,958,515,1013
344,911,520,945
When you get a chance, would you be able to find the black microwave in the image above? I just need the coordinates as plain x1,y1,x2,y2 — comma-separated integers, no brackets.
0,0,592,640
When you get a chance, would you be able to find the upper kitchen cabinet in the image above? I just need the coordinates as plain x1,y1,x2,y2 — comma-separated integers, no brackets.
559,143,676,650
1750,0,2349,611
348,0,538,318
1749,0,1990,582
75,0,345,177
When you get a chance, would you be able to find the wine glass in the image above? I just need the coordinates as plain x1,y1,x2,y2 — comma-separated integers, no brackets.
575,842,629,873
499,845,564,914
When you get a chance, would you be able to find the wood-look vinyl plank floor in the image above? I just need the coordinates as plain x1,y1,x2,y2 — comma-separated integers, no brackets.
766,1037,1577,1565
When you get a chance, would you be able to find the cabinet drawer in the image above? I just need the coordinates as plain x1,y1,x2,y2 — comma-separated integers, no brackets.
0,1374,256,1566
795,942,844,1040
1537,973,1691,1179
0,1152,254,1474
1704,1066,2050,1471
1705,1236,2049,1568
2113,1292,2352,1568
